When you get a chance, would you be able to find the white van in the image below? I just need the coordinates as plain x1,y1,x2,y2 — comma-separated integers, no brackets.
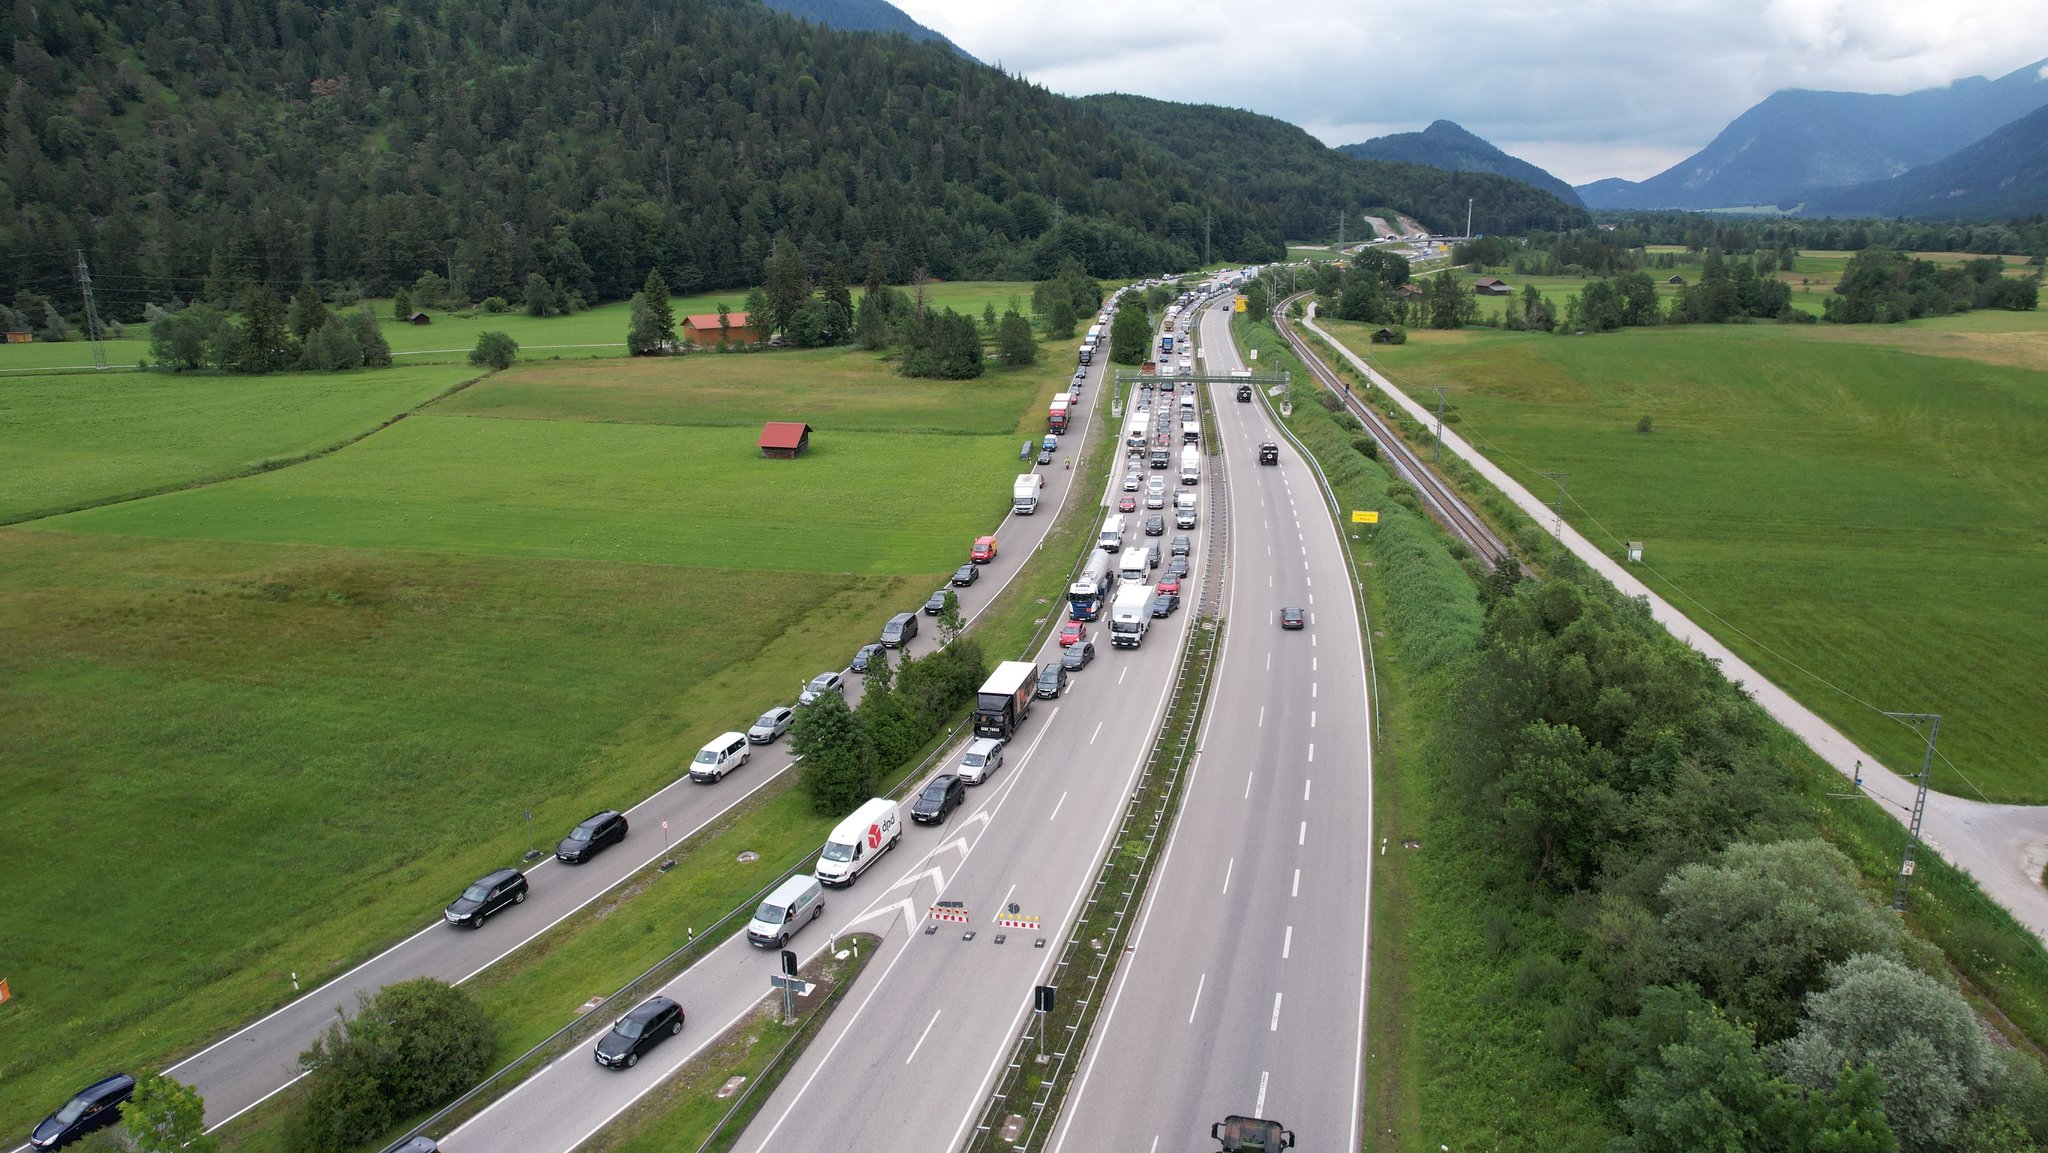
1181,420,1200,444
815,798,902,888
1118,546,1150,584
689,731,751,783
1098,514,1126,553
1175,490,1199,529
746,874,824,948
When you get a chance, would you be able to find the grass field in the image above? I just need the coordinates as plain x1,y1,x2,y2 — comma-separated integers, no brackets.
0,327,1065,1133
1328,315,2048,802
0,365,476,522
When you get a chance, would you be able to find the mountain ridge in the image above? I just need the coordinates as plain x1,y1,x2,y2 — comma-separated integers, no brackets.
1797,100,2048,219
1338,120,1584,208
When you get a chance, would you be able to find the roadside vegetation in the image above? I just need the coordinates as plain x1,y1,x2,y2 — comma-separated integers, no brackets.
1235,313,2048,1153
0,287,1083,1136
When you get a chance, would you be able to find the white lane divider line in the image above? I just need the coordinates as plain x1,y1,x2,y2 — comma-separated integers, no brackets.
1189,973,1207,1024
1299,821,1307,846
1310,711,1316,729
1304,779,1312,801
1258,705,1265,728
1049,791,1068,821
1091,721,1102,744
1270,993,1284,1032
1307,743,1314,763
907,1009,942,1064
1256,1070,1270,1117
1245,770,1255,798
1222,857,1234,895
1283,925,1293,960
1292,868,1301,897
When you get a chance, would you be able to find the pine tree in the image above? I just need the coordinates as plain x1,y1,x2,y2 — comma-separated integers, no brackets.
289,280,328,342
641,268,675,351
239,287,285,373
997,310,1036,366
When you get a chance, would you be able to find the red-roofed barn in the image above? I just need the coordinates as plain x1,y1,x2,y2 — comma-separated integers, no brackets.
682,310,759,346
758,422,812,459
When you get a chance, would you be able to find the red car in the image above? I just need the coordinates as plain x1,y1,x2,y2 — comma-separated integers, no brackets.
971,535,998,564
1058,621,1089,647
1118,494,1138,513
1156,575,1182,597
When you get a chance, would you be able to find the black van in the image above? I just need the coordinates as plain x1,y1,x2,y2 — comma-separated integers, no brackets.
30,1073,135,1150
882,611,920,647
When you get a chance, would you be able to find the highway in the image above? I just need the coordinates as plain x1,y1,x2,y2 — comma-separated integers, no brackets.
1048,298,1375,1149
122,335,1116,1137
439,303,1212,1152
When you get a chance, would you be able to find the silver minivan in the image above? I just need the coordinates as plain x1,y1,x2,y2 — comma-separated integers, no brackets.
747,874,824,948
959,737,1005,784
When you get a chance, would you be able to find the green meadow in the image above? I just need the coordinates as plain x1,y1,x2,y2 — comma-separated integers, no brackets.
0,324,1061,1131
0,365,476,522
1331,315,2048,802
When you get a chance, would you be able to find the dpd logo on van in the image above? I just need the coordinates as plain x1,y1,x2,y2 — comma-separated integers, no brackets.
866,823,883,849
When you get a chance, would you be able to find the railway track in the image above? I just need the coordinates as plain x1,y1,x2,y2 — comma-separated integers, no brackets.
1272,297,1517,570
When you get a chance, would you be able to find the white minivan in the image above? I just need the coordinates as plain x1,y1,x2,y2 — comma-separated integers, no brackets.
689,731,751,783
747,874,824,948
1098,514,1126,553
815,798,902,888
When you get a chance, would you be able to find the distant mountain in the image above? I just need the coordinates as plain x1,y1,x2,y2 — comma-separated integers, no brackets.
758,0,973,58
1798,101,2048,219
1082,95,1589,238
1339,120,1583,208
1580,59,2048,210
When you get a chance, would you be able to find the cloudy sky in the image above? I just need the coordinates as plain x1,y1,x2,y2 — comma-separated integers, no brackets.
895,0,2048,185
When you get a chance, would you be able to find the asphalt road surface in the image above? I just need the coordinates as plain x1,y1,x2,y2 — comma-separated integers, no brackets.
1049,298,1373,1150
94,337,1115,1140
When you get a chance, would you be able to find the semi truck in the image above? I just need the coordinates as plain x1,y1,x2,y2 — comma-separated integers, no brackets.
1048,393,1071,433
974,661,1038,738
1013,473,1044,514
1160,333,1175,354
1068,550,1115,621
1109,583,1153,648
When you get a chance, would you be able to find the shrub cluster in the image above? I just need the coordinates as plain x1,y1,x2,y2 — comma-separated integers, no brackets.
790,636,986,814
286,978,496,1153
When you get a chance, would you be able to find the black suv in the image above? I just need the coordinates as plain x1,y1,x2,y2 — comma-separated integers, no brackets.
30,1074,134,1150
444,867,528,927
557,811,628,864
593,995,686,1069
911,775,967,824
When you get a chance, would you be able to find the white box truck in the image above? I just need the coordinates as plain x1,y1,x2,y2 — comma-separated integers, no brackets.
1013,473,1044,514
1180,445,1201,485
815,798,902,888
1109,583,1153,648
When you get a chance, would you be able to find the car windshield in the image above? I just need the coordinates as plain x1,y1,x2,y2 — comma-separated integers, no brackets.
922,785,948,802
614,1016,646,1040
53,1094,94,1124
694,749,717,763
821,840,855,863
757,713,780,727
965,753,985,767
461,884,491,902
569,827,593,841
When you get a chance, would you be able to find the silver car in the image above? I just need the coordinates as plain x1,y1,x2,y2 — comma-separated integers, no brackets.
748,707,795,744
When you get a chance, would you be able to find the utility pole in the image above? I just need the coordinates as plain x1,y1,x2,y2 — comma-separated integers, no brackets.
1887,713,1940,912
75,250,108,372
1433,388,1447,463
1537,471,1568,558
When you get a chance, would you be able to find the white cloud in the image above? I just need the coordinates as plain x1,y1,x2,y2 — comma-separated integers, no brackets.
896,0,2048,185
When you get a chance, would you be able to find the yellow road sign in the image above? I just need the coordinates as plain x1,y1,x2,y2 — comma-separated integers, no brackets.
1351,510,1379,524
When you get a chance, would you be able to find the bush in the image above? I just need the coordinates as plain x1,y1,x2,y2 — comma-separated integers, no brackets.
480,296,509,314
469,331,518,369
1636,415,1654,433
288,978,494,1153
1350,434,1380,460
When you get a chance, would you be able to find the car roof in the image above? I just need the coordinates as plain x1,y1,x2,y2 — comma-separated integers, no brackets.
579,811,619,827
968,736,1002,751
481,867,522,884
71,1073,136,1100
627,996,677,1020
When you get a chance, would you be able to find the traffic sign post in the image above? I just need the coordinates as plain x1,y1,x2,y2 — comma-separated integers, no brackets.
1033,984,1056,1059
660,818,674,872
781,949,798,1021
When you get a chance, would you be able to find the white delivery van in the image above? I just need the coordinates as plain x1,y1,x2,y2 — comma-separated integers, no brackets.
1118,546,1150,585
1181,420,1200,444
1180,445,1201,486
815,798,902,888
1098,514,1126,552
690,732,752,783
747,874,824,948
1176,490,1199,529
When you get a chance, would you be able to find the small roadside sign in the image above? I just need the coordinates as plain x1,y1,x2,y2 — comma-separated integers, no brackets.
0,978,11,1004
1351,510,1379,524
660,819,669,832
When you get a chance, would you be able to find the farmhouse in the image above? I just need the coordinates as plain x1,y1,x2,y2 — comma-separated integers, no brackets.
1668,275,1686,285
407,311,432,325
1397,283,1426,299
683,310,759,346
1473,277,1512,296
758,421,812,459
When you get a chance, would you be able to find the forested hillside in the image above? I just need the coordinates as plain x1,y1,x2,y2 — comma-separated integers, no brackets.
0,0,1282,322
1084,94,1590,237
1339,120,1583,208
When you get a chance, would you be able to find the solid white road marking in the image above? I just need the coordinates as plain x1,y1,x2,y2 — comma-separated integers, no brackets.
907,1009,942,1064
1271,993,1284,1031
1189,973,1207,1023
1283,925,1293,959
1222,857,1234,894
1050,791,1068,821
